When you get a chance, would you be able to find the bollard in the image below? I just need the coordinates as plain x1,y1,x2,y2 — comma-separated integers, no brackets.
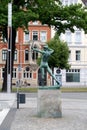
17,92,19,109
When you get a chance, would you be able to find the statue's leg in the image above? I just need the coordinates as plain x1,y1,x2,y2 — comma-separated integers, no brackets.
40,67,45,86
41,67,44,79
47,66,59,85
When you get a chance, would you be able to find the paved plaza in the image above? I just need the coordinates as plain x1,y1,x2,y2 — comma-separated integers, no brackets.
0,93,87,130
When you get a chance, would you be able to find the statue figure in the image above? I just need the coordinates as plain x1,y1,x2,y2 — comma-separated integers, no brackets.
32,45,59,85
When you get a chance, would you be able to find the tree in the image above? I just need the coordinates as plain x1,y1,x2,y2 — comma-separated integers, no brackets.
0,0,87,91
1,1,87,32
37,34,70,68
47,34,70,69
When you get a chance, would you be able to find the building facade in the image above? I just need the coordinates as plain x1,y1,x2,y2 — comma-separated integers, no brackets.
0,21,51,87
54,0,87,87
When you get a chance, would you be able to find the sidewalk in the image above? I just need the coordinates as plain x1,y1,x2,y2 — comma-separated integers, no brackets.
0,93,16,126
0,94,87,130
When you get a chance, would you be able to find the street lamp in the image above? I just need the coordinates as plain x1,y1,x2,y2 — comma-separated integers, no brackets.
7,2,12,93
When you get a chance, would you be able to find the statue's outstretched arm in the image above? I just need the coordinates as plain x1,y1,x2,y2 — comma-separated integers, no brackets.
32,47,43,54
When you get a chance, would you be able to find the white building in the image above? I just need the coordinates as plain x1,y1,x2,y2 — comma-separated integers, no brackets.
52,0,87,87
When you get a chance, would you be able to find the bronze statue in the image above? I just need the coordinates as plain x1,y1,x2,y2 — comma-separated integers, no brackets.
32,45,59,85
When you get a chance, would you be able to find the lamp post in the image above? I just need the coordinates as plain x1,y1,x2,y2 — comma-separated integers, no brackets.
7,2,12,93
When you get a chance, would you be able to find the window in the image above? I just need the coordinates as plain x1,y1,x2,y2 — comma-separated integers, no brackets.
3,33,7,42
66,69,80,82
76,50,80,61
16,31,18,43
2,68,5,78
2,50,7,60
65,31,72,44
75,31,81,43
23,67,32,78
14,50,17,61
25,50,29,61
24,31,30,42
68,50,71,61
24,0,28,8
32,46,38,60
40,31,47,42
12,68,17,78
0,30,3,42
32,31,38,41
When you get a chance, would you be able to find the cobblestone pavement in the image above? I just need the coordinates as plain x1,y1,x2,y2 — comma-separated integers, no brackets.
0,94,87,130
10,108,87,130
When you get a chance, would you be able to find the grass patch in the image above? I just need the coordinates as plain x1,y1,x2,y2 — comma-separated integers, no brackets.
0,87,87,93
61,87,87,92
13,87,87,93
12,87,38,93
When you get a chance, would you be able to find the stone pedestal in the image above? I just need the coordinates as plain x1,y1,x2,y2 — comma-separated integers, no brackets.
37,88,62,118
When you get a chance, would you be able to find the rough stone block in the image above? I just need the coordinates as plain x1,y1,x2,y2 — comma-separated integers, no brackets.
37,89,62,118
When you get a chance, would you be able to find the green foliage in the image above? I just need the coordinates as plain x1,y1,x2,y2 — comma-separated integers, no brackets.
47,34,70,69
0,0,87,35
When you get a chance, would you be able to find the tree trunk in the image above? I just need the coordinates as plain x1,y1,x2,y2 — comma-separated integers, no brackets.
2,27,16,92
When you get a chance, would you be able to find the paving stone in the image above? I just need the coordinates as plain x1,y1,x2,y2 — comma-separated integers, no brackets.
0,95,87,130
